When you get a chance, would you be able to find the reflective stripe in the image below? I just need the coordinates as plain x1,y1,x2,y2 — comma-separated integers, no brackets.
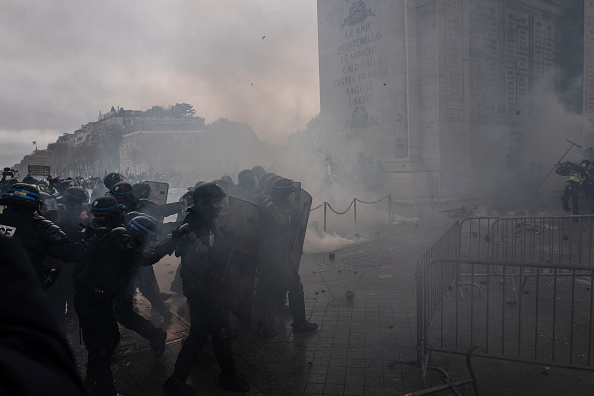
5,192,36,201
92,204,119,211
272,185,295,191
129,219,157,236
7,188,39,197
65,191,87,200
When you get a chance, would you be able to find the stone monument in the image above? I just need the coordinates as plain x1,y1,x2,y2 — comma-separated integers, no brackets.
318,0,592,209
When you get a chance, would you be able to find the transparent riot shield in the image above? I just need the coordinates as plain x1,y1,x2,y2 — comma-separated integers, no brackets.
215,197,260,323
285,187,312,272
145,181,169,205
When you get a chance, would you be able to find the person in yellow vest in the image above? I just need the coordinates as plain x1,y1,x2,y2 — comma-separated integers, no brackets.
562,159,590,215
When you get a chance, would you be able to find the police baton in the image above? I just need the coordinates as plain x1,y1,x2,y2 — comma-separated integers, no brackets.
533,139,582,195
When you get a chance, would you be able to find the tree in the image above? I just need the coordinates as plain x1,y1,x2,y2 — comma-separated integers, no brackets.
144,106,168,117
170,103,196,118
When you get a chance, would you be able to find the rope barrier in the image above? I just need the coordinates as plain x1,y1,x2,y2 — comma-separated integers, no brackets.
310,194,390,213
354,194,390,205
327,200,354,215
309,194,393,232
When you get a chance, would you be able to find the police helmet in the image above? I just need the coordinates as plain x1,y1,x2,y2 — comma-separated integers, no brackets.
0,183,42,210
263,175,282,194
127,215,158,240
194,181,205,189
90,196,122,217
237,169,257,189
57,179,78,194
64,187,89,204
109,182,136,206
214,178,232,194
220,175,234,185
251,166,266,181
271,178,296,199
258,173,276,190
103,172,122,190
192,182,229,217
22,176,38,184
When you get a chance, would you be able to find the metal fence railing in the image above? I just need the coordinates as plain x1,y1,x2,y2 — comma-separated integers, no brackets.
419,259,594,371
417,215,594,377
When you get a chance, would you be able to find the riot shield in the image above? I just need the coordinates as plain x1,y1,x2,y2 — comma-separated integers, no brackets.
145,181,169,205
215,197,260,323
285,187,312,272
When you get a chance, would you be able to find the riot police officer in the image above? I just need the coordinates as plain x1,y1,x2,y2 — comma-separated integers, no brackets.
163,183,250,395
109,181,174,319
113,215,175,358
47,186,89,321
0,183,85,285
108,181,138,212
256,178,318,337
234,169,258,203
73,196,137,395
121,215,174,322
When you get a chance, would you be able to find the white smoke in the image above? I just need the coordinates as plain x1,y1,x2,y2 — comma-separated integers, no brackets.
303,228,365,254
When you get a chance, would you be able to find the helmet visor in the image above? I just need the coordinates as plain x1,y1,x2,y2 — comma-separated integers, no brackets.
42,196,59,212
214,196,231,216
180,195,192,213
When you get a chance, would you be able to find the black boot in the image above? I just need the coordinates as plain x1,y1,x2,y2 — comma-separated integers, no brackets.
213,329,250,392
85,361,116,396
219,372,250,393
163,376,196,396
288,284,318,333
292,320,319,333
257,319,277,338
150,328,167,358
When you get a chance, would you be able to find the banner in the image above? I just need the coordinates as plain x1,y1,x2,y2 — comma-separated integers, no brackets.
28,165,51,176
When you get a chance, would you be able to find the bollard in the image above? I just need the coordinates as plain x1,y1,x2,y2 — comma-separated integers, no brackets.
324,202,327,233
354,198,357,228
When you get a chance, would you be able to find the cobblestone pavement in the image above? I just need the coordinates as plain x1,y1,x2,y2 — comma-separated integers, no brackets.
62,212,594,395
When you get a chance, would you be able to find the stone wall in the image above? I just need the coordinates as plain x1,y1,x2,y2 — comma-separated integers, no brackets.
318,0,578,209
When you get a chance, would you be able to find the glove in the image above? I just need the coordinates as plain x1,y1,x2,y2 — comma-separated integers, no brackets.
171,223,190,242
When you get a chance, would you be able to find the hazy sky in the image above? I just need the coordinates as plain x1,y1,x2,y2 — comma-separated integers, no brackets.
0,0,320,166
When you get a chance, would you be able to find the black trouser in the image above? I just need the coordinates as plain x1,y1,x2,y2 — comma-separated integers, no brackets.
257,262,306,328
114,281,162,341
46,260,75,322
169,280,236,381
74,288,119,396
563,180,581,215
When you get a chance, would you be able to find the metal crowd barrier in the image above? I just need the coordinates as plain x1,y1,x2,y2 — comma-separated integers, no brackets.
310,194,393,232
417,215,594,381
